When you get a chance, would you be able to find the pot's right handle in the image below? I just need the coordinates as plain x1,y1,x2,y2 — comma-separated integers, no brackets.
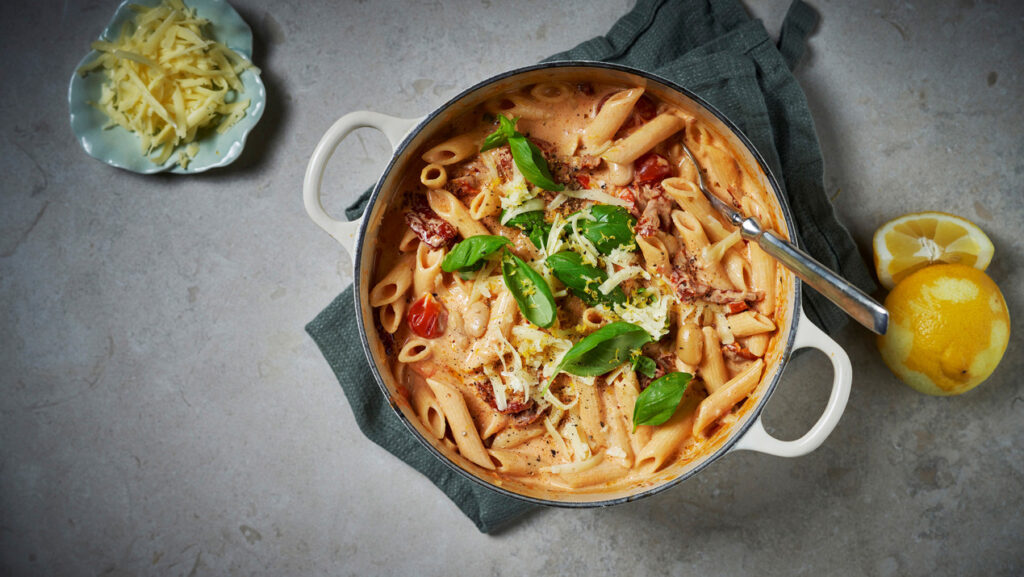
303,111,423,262
731,308,852,457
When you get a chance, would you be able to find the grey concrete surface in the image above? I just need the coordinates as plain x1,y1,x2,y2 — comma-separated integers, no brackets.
1,0,1022,575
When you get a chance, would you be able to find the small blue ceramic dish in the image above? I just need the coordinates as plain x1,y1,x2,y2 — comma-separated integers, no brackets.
68,0,265,174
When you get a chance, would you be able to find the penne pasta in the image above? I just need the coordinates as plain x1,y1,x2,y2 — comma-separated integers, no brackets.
582,87,644,151
413,241,445,297
425,376,494,470
602,112,686,165
369,253,414,307
693,359,764,436
427,188,489,239
422,133,478,165
370,79,787,494
419,163,448,189
699,326,729,393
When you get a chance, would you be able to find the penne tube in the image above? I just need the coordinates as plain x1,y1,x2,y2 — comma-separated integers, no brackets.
427,188,489,239
602,112,686,165
723,248,752,291
676,321,703,366
398,229,419,253
727,310,777,337
602,387,635,468
699,326,728,393
409,373,446,440
487,448,537,476
422,133,478,166
369,253,415,307
397,337,432,363
693,359,764,436
413,241,445,297
425,376,494,470
530,81,573,103
419,163,448,189
636,234,670,276
379,298,406,334
663,178,732,242
491,422,545,449
582,87,644,150
672,210,731,287
635,392,701,473
577,380,606,449
468,187,501,220
462,383,509,441
703,145,741,198
485,93,551,119
554,455,630,489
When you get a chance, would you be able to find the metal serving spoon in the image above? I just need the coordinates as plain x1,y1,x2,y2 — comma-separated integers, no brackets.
681,144,889,335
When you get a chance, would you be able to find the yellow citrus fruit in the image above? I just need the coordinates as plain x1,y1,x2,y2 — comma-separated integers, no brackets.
877,264,1010,396
873,211,994,290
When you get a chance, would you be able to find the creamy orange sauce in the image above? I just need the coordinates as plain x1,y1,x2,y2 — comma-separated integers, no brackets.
368,80,789,497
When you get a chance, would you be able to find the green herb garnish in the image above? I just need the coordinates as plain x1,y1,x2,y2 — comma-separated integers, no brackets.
545,250,625,306
503,209,551,250
481,114,564,192
576,205,637,254
501,250,556,328
441,235,510,273
632,372,692,430
632,355,657,378
545,321,652,392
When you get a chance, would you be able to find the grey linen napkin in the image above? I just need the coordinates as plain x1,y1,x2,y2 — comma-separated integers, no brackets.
306,0,875,533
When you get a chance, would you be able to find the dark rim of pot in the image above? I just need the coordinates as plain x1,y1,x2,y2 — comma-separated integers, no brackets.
350,61,802,508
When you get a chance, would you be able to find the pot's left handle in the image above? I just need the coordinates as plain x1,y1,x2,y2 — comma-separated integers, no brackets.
731,308,852,457
303,111,423,261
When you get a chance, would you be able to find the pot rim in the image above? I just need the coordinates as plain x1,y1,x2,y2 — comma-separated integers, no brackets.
352,61,802,508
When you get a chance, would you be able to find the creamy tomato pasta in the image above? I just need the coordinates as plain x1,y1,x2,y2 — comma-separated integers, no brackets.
369,80,786,493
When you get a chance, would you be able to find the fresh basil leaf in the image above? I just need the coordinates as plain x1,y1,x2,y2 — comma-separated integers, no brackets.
633,372,692,430
501,250,556,328
504,210,546,230
508,135,565,192
480,114,519,152
527,224,549,250
441,235,510,272
577,205,637,254
504,210,550,250
545,322,652,392
633,355,657,378
545,251,625,306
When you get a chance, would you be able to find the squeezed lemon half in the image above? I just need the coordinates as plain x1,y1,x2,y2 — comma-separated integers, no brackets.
872,211,994,290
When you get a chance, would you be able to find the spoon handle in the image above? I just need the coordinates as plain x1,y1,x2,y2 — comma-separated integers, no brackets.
743,219,889,335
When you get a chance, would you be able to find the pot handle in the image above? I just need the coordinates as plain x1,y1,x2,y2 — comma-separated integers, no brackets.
731,308,852,457
303,111,423,261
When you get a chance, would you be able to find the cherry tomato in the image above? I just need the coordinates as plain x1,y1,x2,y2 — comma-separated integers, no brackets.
407,293,447,338
634,153,671,184
634,95,657,121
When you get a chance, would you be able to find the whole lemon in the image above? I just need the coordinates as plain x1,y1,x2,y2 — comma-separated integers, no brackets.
877,264,1010,395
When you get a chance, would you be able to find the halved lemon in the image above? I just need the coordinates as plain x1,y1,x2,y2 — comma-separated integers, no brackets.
872,211,994,290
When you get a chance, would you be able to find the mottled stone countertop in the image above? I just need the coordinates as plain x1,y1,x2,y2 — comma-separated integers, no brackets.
1,0,1021,575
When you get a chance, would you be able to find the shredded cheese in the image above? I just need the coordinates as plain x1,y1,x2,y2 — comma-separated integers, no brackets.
78,0,259,166
598,265,649,295
500,197,545,225
540,452,604,475
555,188,632,208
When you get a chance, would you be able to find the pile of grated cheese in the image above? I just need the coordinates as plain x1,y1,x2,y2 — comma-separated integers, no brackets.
77,0,259,167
